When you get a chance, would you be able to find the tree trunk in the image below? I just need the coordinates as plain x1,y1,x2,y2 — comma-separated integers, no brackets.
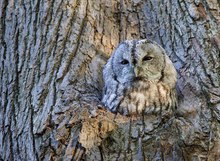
0,0,219,160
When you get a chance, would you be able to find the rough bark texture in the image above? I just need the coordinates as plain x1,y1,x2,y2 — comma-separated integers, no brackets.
0,0,219,160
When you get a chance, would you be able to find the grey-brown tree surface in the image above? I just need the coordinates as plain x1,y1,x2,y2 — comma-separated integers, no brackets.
0,0,219,161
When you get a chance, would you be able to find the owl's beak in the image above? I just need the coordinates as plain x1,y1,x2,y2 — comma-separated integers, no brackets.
134,67,139,77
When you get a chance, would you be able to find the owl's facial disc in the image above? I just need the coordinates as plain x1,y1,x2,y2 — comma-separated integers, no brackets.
112,41,165,84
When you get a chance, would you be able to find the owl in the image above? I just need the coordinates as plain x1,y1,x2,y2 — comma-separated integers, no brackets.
101,39,177,116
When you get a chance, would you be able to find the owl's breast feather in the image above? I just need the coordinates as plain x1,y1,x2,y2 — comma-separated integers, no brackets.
117,81,175,116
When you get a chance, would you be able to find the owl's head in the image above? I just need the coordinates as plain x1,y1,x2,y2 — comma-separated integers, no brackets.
104,39,177,88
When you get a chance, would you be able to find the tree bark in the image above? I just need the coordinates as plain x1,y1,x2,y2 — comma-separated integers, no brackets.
0,0,219,160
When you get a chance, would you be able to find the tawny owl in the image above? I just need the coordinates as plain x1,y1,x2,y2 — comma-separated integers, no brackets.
102,39,177,116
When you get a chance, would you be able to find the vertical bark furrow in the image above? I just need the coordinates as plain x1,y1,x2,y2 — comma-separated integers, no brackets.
34,0,56,81
0,75,9,159
30,4,64,121
41,0,81,83
56,0,88,81
0,2,9,158
32,0,40,46
0,0,8,43
43,10,63,75
1,1,18,160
